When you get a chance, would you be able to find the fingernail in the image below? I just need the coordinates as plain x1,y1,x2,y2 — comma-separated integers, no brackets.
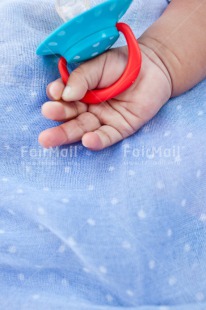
62,85,72,101
49,83,60,100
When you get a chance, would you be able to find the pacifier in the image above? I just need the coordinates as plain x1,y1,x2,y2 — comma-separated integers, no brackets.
36,0,142,104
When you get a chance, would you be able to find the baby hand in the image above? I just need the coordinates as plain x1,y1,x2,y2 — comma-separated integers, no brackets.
39,44,172,151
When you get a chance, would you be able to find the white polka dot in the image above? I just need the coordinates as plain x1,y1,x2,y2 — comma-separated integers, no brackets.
164,131,171,137
181,199,186,207
58,244,66,253
118,11,124,19
32,294,40,300
95,10,102,17
61,198,69,204
128,170,135,176
67,237,76,247
111,198,119,205
91,52,98,57
99,266,107,274
142,125,150,133
176,105,182,110
126,289,134,297
122,241,131,249
196,169,201,178
199,213,206,222
108,166,115,172
21,125,28,131
43,187,50,191
187,132,193,139
195,292,205,302
8,246,17,253
86,150,92,156
58,31,66,36
2,177,8,182
6,106,13,112
65,167,71,173
87,218,96,226
30,91,37,97
156,181,165,190
25,166,32,173
4,144,10,150
0,230,5,234
88,185,94,191
197,110,204,116
93,42,100,48
48,42,58,46
109,3,116,11
16,189,24,194
184,243,191,252
18,273,25,281
109,36,114,40
35,265,43,269
102,33,107,38
106,294,113,302
37,207,45,215
138,209,147,219
75,16,84,23
8,209,15,216
167,229,172,237
168,276,177,286
149,260,156,270
73,56,80,60
61,278,68,286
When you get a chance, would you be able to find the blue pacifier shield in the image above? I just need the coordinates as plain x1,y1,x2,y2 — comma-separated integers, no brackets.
36,0,133,63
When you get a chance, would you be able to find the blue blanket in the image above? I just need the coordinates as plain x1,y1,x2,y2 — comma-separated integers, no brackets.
0,0,206,309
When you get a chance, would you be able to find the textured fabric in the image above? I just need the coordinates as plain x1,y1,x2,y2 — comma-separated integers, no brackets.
0,0,206,309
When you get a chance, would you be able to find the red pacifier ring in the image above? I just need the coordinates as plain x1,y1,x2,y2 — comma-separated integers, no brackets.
58,22,142,104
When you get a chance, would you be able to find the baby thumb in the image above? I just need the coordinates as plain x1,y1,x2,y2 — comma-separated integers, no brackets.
62,58,103,102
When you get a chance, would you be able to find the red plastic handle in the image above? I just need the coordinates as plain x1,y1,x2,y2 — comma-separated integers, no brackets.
58,22,142,105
